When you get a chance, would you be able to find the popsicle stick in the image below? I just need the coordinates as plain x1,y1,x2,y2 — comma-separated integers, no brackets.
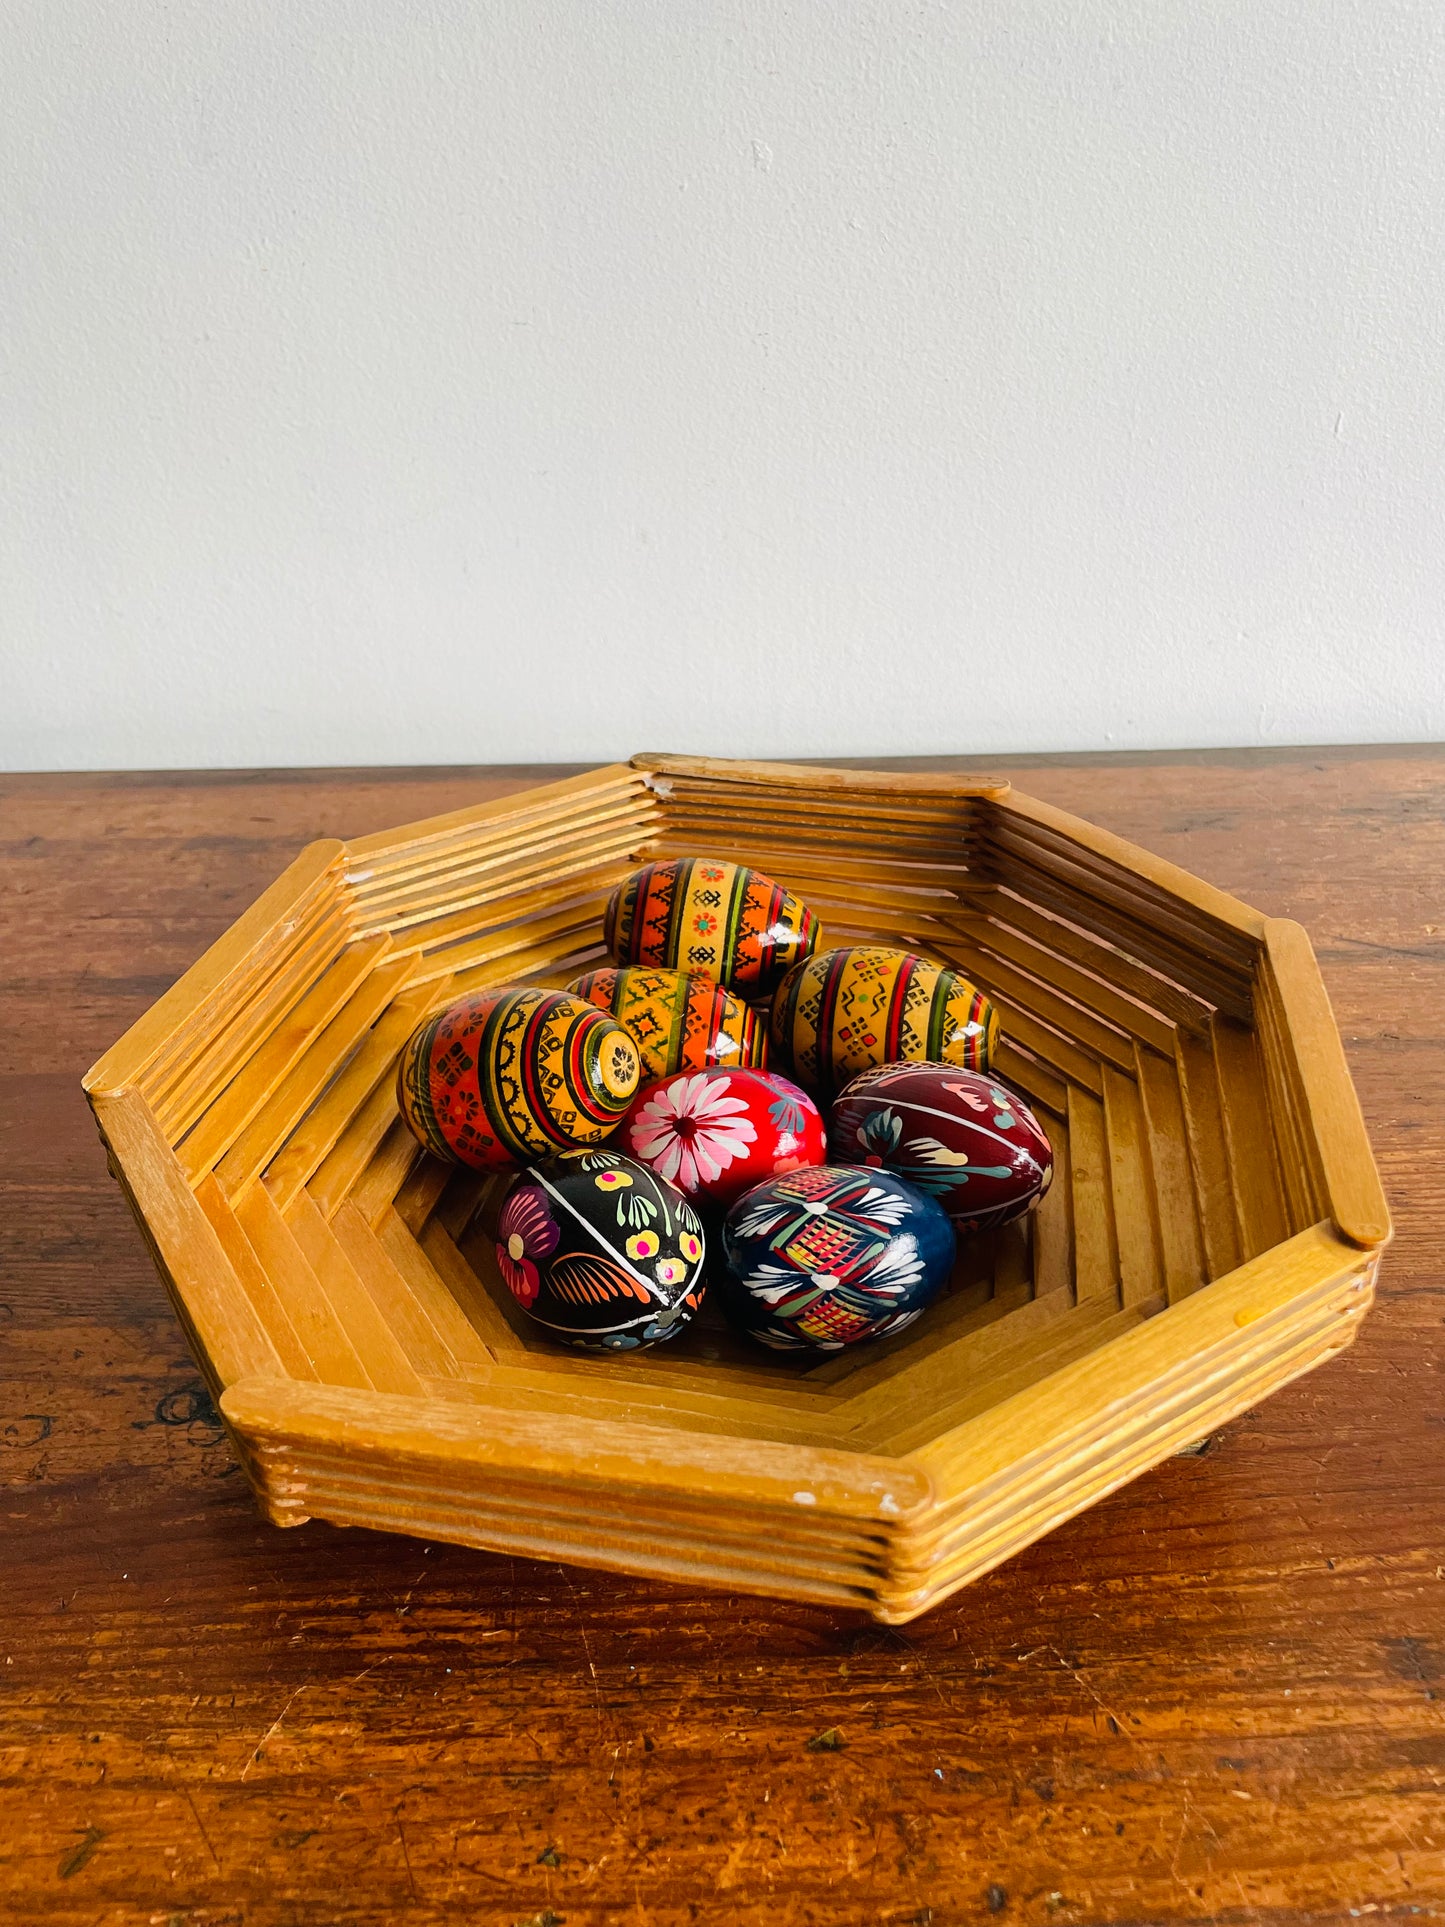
176,936,393,1183
347,764,648,859
231,1177,371,1389
1211,1014,1290,1263
1133,1044,1207,1303
212,952,417,1200
332,1200,494,1374
1067,1085,1120,1305
1030,1117,1073,1301
1100,1064,1165,1311
1262,919,1391,1248
1174,1029,1243,1280
195,1173,314,1379
84,839,348,1096
88,1088,286,1388
282,1189,427,1396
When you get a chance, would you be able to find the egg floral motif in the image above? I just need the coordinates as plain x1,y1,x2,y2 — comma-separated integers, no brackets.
604,858,818,998
494,1149,707,1351
620,1067,826,1208
831,1063,1053,1232
719,1163,955,1351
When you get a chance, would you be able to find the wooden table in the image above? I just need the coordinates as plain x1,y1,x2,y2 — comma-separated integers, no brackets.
3,748,1441,1926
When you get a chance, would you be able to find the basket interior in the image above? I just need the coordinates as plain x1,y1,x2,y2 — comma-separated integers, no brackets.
105,763,1316,1461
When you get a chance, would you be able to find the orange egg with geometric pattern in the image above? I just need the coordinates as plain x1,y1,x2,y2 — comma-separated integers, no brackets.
395,986,639,1170
604,857,818,997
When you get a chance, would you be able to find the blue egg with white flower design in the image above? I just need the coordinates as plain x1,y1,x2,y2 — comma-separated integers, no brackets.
719,1164,955,1352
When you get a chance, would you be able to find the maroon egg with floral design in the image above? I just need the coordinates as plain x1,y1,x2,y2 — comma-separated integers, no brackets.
829,1063,1053,1233
618,1067,827,1209
493,1149,707,1351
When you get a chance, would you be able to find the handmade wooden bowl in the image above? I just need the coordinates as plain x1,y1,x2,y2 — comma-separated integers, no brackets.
84,755,1391,1623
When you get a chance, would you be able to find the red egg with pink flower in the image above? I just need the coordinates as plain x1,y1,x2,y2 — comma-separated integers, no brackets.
619,1067,827,1208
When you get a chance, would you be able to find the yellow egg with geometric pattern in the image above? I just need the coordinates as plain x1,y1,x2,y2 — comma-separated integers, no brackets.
769,945,998,1100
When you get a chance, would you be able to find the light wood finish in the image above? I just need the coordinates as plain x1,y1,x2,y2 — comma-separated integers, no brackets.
82,754,1390,1624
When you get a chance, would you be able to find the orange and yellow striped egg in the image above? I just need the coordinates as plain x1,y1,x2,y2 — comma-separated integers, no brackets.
769,945,998,1099
604,858,818,998
396,986,639,1171
567,966,766,1081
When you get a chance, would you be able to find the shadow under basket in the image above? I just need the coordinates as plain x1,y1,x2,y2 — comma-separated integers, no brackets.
84,755,1391,1623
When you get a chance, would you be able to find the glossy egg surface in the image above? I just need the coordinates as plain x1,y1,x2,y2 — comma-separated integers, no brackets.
830,1063,1053,1231
720,1164,955,1351
396,987,639,1170
619,1067,826,1208
567,965,766,1081
769,945,998,1098
604,857,818,997
494,1149,706,1350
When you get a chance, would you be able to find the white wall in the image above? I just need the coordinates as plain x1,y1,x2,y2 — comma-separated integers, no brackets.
4,0,1442,772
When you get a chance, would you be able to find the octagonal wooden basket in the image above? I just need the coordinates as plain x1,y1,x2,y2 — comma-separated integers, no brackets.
84,755,1390,1623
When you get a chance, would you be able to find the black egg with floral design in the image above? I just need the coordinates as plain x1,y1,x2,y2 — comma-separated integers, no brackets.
493,1149,707,1352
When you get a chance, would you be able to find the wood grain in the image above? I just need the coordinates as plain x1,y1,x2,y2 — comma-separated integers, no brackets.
1,747,1441,1925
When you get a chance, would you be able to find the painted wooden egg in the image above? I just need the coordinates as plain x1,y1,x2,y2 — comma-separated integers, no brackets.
493,1149,707,1351
618,1067,826,1209
719,1164,955,1351
603,857,819,997
769,945,999,1099
566,965,766,1081
830,1063,1053,1233
396,986,639,1170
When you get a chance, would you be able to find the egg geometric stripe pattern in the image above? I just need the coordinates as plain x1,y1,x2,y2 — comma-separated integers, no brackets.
604,857,818,997
769,944,999,1099
567,965,766,1081
396,986,640,1170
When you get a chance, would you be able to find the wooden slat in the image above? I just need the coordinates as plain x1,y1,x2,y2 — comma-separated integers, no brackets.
260,976,446,1213
1067,1085,1119,1304
353,819,654,933
974,828,1256,1018
83,839,348,1096
372,864,629,963
195,1174,314,1379
232,1183,372,1390
305,974,455,1219
986,791,1267,944
980,887,1216,1035
991,1039,1070,1120
635,752,1010,798
904,1219,1368,1508
213,953,417,1200
943,907,1182,1055
1100,1064,1166,1311
148,896,354,1142
346,764,649,860
282,1190,427,1396
1211,1015,1291,1263
1133,1044,1208,1303
176,936,393,1183
1174,1029,1243,1280
332,1201,495,1374
937,928,1147,1075
393,1154,454,1235
1262,919,1392,1249
87,1088,285,1388
221,1373,934,1525
1030,1115,1073,1300
347,1118,425,1226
